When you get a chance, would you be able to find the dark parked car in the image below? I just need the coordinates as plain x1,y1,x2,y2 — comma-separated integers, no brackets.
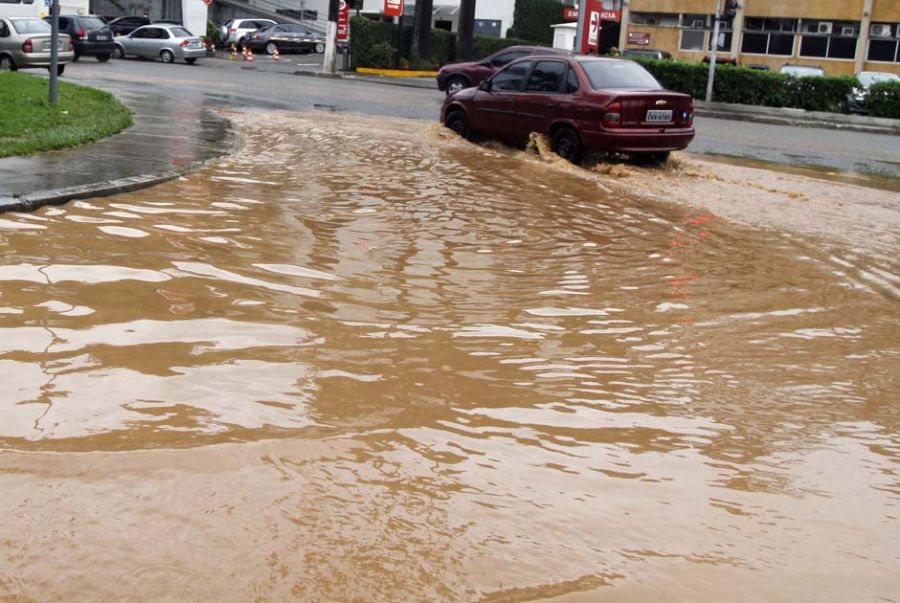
43,14,113,61
441,56,695,164
107,16,150,37
246,24,325,55
437,45,570,95
622,48,673,60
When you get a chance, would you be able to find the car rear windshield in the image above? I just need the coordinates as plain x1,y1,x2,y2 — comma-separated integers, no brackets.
80,17,108,30
12,19,51,34
170,27,193,38
580,60,661,90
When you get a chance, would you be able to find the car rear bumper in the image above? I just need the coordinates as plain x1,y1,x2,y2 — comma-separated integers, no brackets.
580,127,695,153
176,47,207,59
13,50,74,67
75,40,115,55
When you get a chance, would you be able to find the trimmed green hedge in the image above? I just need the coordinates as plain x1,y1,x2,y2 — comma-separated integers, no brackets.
866,80,900,119
507,0,567,45
350,15,539,69
634,58,859,113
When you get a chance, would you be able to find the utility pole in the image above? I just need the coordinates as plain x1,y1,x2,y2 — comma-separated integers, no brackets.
704,0,723,107
457,0,475,61
48,0,59,104
323,0,340,74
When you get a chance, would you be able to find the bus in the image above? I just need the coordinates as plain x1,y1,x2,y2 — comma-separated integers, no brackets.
0,0,90,18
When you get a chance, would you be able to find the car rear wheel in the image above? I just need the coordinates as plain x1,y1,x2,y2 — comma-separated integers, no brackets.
265,42,278,55
113,45,125,59
634,151,670,165
72,51,80,62
552,127,582,164
47,64,65,76
160,49,175,64
315,43,325,54
96,53,110,62
445,110,471,140
0,55,16,71
185,58,197,65
445,76,469,96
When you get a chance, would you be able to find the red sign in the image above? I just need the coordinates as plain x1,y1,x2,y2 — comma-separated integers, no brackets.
337,0,350,40
563,8,578,21
578,0,603,55
564,9,621,22
628,32,651,46
384,0,403,18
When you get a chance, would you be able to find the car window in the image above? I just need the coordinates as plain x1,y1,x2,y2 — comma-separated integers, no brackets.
130,27,146,38
565,67,580,93
490,50,528,68
170,27,192,37
57,17,69,29
580,60,662,90
80,17,107,30
155,28,171,39
491,60,533,92
0,21,9,38
12,19,51,34
525,61,566,93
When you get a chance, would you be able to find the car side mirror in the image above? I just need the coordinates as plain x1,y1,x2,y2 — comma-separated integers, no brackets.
479,80,492,92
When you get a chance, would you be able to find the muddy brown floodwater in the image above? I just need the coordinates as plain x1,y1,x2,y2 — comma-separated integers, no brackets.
1,112,899,602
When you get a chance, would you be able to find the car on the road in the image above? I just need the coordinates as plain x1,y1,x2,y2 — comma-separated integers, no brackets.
441,56,695,164
245,23,325,55
113,24,205,64
622,48,673,60
437,45,571,96
43,14,114,62
0,16,73,75
107,15,150,37
847,71,900,114
220,18,276,47
779,64,825,78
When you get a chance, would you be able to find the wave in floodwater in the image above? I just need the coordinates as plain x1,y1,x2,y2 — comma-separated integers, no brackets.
0,112,898,602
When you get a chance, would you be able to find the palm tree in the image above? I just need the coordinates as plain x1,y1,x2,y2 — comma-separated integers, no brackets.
457,0,476,61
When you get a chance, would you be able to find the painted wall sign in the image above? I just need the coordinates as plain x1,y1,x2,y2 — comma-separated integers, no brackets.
628,32,651,46
338,0,350,40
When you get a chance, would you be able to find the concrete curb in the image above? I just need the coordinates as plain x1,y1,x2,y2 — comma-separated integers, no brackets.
694,108,899,135
0,113,237,215
292,69,438,90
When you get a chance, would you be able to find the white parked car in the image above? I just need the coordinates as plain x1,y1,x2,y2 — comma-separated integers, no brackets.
848,71,900,114
779,64,825,78
220,18,276,47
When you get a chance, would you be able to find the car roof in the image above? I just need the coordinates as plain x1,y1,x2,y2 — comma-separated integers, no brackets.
501,45,567,53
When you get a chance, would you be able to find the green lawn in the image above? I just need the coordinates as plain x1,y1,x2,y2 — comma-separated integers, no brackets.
0,72,132,158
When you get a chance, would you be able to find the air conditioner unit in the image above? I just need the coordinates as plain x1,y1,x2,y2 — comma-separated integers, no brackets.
870,23,892,38
691,19,705,28
817,22,833,35
839,26,856,36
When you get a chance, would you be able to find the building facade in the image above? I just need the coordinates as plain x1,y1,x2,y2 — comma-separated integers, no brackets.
360,0,516,39
618,0,900,76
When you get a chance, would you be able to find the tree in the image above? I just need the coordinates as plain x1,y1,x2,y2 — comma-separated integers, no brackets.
457,0,476,61
411,0,434,63
507,0,567,45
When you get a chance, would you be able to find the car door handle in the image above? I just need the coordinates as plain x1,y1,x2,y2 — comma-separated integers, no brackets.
544,103,558,109
504,98,514,104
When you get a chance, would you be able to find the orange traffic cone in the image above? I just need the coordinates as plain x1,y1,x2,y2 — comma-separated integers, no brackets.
230,43,237,60
272,47,280,62
247,49,254,63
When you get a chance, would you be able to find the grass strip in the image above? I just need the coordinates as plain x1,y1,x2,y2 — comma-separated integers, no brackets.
0,72,132,158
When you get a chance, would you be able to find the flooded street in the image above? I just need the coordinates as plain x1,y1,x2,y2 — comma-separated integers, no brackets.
1,112,898,601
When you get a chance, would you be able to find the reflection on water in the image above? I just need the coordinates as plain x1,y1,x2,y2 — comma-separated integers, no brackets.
0,113,898,601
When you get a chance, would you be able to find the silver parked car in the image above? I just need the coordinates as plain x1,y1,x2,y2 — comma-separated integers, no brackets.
113,24,205,64
0,17,73,75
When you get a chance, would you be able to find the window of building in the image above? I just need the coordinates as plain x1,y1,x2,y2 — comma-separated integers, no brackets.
867,24,900,63
680,29,705,50
630,12,657,26
742,17,796,56
799,20,859,60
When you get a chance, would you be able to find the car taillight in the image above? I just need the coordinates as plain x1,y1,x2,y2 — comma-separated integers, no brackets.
602,101,622,127
253,33,260,39
78,27,87,39
22,38,33,53
180,39,190,47
230,27,237,33
683,101,694,127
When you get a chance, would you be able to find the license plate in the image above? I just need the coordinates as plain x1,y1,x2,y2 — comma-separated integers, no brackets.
42,42,51,51
645,110,673,123
190,41,202,48
97,34,109,40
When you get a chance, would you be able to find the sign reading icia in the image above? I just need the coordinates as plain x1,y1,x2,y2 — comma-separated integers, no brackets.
384,0,403,18
337,0,350,41
565,8,621,23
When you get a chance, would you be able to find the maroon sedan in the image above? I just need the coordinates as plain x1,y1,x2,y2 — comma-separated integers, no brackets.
436,45,571,96
441,56,695,163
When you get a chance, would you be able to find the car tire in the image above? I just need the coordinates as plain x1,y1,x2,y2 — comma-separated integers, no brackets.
265,42,278,55
185,58,197,65
445,76,469,96
47,64,65,76
160,49,175,64
634,151,670,166
552,127,582,164
0,55,16,72
445,110,471,140
113,45,125,59
96,53,110,62
72,51,80,62
315,43,325,54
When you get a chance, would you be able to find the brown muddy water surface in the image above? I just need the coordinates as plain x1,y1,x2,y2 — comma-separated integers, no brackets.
1,112,898,602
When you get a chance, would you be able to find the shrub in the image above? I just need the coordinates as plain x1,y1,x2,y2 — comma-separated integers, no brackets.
866,80,900,119
633,58,859,114
507,0,568,44
473,35,539,60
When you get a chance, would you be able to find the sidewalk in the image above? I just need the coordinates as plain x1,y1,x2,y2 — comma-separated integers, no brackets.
0,89,234,214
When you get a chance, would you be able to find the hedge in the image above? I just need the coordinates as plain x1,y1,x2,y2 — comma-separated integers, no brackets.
866,80,900,119
350,15,539,69
507,0,568,45
634,58,859,113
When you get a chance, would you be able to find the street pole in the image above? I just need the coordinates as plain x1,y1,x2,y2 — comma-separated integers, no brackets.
323,0,340,74
49,0,59,104
704,0,722,108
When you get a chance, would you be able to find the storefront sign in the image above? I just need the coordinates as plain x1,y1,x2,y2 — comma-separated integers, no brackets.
384,0,403,18
337,0,350,40
628,32,651,46
588,11,600,46
563,8,579,21
565,9,620,22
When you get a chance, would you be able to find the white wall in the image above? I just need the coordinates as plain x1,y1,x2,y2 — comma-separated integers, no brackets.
181,0,208,36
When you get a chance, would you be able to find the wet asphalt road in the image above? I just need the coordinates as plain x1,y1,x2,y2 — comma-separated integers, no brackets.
62,57,900,178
